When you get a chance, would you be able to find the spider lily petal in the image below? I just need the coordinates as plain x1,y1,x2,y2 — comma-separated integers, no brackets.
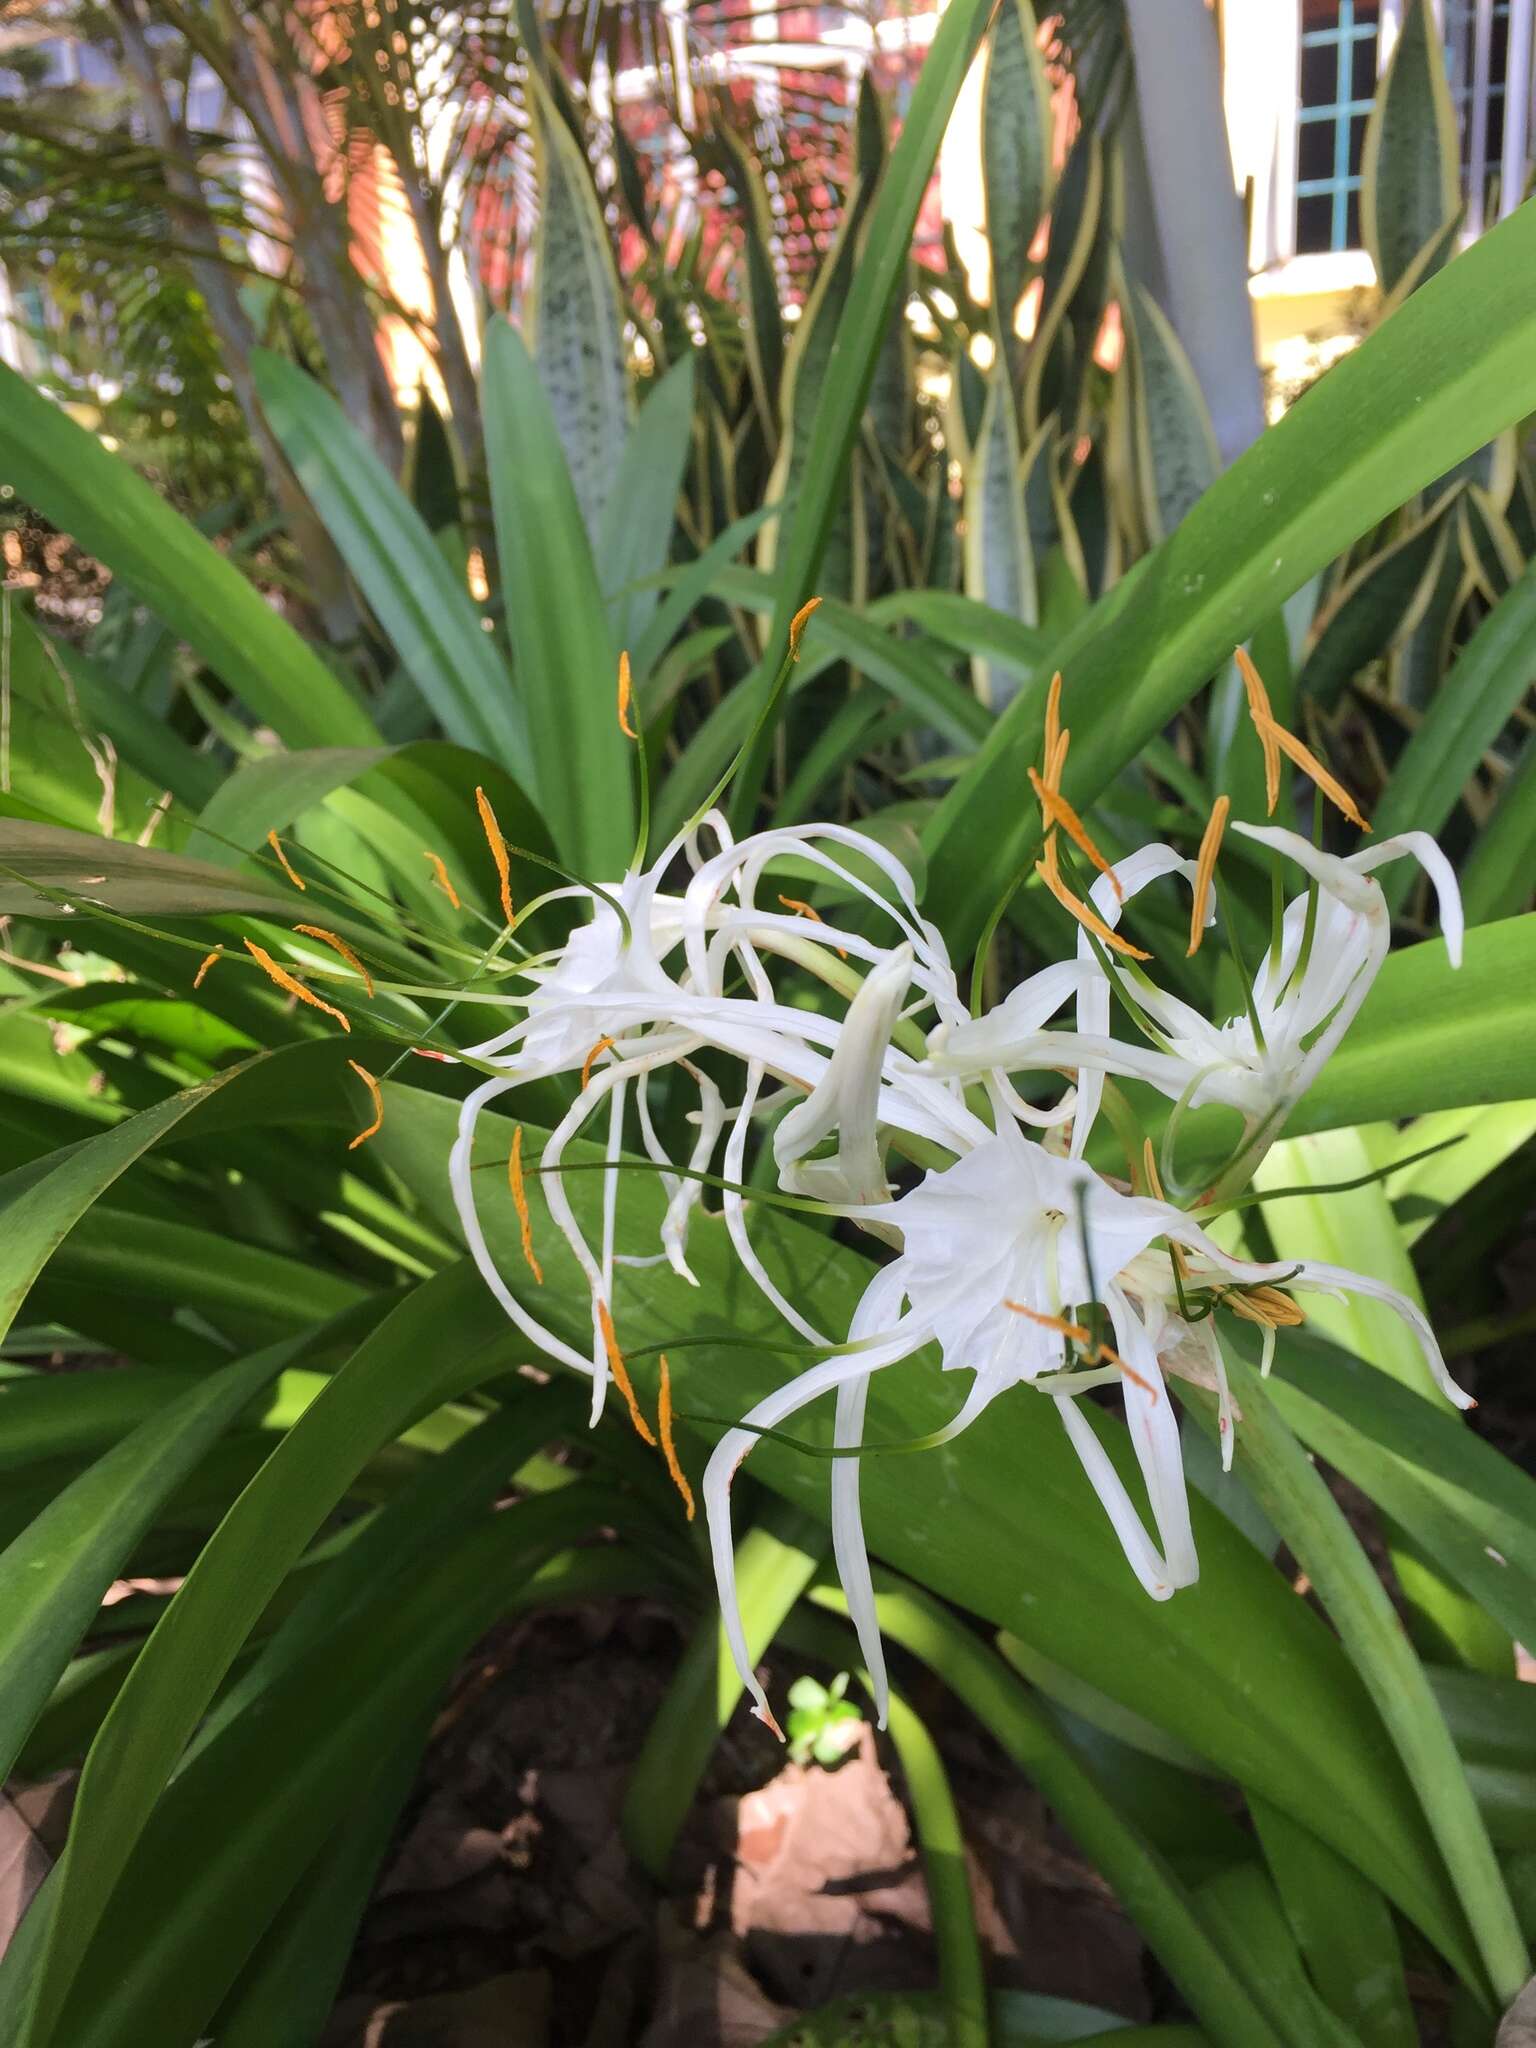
774,945,914,1204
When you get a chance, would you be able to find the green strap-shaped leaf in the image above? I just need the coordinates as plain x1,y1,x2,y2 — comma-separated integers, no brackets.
1125,281,1221,544
482,319,633,876
981,0,1053,357
1296,502,1451,710
597,353,694,656
1461,733,1536,923
922,200,1536,951
0,1339,290,1788
1361,0,1460,299
527,69,632,549
963,356,1037,708
1376,556,1536,906
1192,1360,1526,2006
0,362,377,751
252,352,533,789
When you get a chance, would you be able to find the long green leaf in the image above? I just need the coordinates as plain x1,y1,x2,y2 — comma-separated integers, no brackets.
253,352,532,784
482,320,633,875
1375,560,1536,905
7,1263,522,2048
0,362,377,750
923,201,1536,950
1190,1360,1526,2006
0,1339,288,1786
598,354,694,654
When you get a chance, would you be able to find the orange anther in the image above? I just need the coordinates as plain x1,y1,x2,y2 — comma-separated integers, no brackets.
1236,649,1283,816
1004,1300,1092,1344
1264,720,1371,833
581,1035,616,1089
1036,841,1151,961
243,940,351,1031
597,1302,656,1446
1042,671,1063,785
294,923,374,997
778,893,848,960
1187,794,1230,957
192,949,220,990
657,1354,696,1520
346,1061,383,1149
509,1126,543,1285
474,786,515,926
1029,765,1122,901
422,850,460,910
617,651,638,739
266,831,306,892
788,596,822,659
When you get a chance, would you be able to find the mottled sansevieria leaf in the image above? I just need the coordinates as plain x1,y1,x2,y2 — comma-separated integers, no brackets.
1361,0,1460,298
1023,130,1107,441
1124,281,1220,544
963,356,1036,709
981,0,1054,364
526,69,632,548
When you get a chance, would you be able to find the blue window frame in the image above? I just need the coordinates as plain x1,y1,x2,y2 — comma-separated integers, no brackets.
1295,0,1381,253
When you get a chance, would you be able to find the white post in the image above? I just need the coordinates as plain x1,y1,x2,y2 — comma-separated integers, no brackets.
1468,0,1494,234
1501,0,1534,215
1122,0,1267,463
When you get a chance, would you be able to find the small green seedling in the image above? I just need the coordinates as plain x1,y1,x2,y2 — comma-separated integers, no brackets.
785,1670,863,1766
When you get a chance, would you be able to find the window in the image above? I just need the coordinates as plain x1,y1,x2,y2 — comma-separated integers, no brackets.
1295,0,1381,253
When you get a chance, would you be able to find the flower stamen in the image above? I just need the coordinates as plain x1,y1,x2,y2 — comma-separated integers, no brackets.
1187,794,1230,956
581,1035,616,1089
1236,649,1370,831
1037,838,1151,960
266,830,306,891
192,949,221,989
422,850,460,909
1005,1299,1092,1344
788,596,822,659
1029,766,1122,901
293,923,374,997
474,786,515,926
617,651,639,739
243,939,351,1031
778,893,848,960
657,1354,696,1519
345,1060,383,1149
1226,1284,1305,1328
509,1125,544,1284
597,1302,657,1446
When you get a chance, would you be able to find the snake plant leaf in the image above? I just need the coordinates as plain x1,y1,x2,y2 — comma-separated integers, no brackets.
963,356,1037,708
1124,281,1220,544
981,0,1054,360
1361,0,1460,298
526,67,632,550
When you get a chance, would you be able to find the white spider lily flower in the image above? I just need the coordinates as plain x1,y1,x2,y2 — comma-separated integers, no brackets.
775,945,915,1204
704,1116,1470,1732
933,826,1462,1137
933,843,1201,1152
